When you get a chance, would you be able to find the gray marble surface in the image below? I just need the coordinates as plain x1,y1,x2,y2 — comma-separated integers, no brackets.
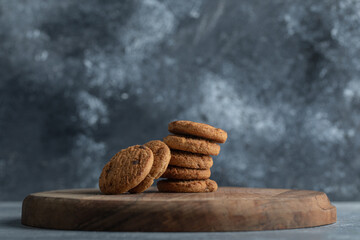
0,202,359,240
2,0,360,201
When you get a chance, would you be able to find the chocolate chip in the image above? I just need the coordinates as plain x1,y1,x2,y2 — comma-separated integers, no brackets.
139,145,146,149
132,160,140,165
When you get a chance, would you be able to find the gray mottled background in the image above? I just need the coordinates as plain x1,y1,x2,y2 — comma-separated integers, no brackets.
1,0,360,201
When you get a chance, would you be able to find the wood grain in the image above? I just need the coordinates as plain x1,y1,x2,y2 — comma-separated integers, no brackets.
21,187,336,232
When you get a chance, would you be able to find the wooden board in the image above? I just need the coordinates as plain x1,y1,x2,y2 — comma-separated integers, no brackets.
21,187,336,232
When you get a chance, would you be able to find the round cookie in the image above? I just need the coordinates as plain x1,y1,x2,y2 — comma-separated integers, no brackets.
129,140,171,193
163,135,220,156
170,150,213,169
157,179,218,193
129,175,154,194
168,120,228,143
161,166,211,180
99,145,153,194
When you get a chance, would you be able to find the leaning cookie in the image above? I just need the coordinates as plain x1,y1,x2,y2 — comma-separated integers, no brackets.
99,145,153,194
161,166,211,180
163,135,220,156
129,140,171,193
157,179,218,193
168,120,227,143
170,150,213,169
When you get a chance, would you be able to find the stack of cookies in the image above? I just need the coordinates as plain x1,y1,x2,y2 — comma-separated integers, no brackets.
157,120,227,193
98,120,227,194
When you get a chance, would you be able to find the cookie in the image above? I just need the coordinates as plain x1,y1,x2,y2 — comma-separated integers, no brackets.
129,175,154,194
170,150,213,169
163,135,220,156
129,140,171,193
157,179,218,193
168,120,227,143
99,145,153,194
161,166,211,180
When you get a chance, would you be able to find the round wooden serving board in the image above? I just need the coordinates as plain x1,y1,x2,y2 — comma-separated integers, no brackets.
21,187,336,232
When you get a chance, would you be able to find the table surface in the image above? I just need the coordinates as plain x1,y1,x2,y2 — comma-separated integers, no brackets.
1,202,359,240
